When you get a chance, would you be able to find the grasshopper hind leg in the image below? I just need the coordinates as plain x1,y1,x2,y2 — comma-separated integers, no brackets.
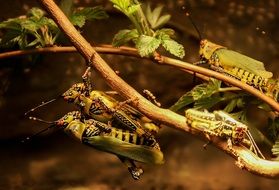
118,156,144,180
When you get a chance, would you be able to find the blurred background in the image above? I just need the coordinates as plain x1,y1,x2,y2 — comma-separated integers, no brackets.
0,0,279,189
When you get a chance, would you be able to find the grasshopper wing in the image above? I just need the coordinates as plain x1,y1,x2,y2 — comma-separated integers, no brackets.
216,49,273,78
83,136,164,164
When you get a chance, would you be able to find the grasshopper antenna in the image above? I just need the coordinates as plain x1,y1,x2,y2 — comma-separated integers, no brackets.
24,98,58,116
21,124,56,143
182,6,205,83
22,116,57,143
245,131,265,159
182,7,202,41
28,116,55,124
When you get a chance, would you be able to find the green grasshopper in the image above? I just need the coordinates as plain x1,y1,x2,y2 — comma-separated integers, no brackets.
61,66,160,139
27,111,164,180
26,67,160,145
199,39,277,93
62,83,159,140
185,109,265,159
186,12,279,100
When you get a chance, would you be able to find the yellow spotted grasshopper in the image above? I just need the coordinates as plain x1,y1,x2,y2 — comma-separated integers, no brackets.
62,82,160,143
185,109,265,159
27,111,164,180
25,68,162,179
185,12,279,101
198,39,279,99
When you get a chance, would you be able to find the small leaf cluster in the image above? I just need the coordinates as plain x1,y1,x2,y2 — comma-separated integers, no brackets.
69,6,109,28
170,79,247,113
111,0,185,58
0,5,108,49
0,8,58,49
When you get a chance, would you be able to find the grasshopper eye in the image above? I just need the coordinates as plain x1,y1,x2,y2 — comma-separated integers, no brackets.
200,39,207,48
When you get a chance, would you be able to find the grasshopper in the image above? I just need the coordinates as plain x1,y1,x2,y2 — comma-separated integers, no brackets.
26,71,160,143
185,109,265,159
62,67,160,140
198,39,277,93
185,12,279,101
62,83,159,141
26,111,164,180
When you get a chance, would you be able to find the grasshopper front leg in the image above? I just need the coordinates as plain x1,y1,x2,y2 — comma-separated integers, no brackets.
118,156,143,180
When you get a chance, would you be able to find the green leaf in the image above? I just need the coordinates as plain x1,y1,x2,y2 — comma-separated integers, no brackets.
191,78,221,100
268,117,279,141
257,103,273,112
236,98,245,108
155,28,183,59
0,18,22,31
145,4,170,29
70,7,108,28
20,19,39,32
272,139,279,159
27,7,45,19
70,15,86,27
112,29,138,47
136,35,161,57
26,38,41,47
110,0,131,12
161,39,185,58
170,92,194,112
224,98,245,113
155,28,175,39
170,79,222,111
17,34,28,49
127,4,141,15
59,0,73,17
0,29,22,45
224,99,237,113
74,7,109,20
194,96,222,109
38,17,58,32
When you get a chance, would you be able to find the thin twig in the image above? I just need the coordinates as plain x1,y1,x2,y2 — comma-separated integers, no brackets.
34,0,279,178
0,45,210,81
218,87,242,92
1,45,274,103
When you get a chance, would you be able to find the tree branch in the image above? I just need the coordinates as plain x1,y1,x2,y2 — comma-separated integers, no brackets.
36,0,279,178
2,46,275,102
0,45,210,81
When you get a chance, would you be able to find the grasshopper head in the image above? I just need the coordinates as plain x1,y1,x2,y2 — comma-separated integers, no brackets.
231,124,247,144
199,39,224,61
214,111,247,143
57,111,81,128
62,83,86,102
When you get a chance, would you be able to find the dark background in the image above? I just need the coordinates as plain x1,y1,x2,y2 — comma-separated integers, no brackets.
0,0,279,189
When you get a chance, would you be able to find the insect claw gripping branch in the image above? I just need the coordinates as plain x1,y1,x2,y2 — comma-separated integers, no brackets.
185,109,265,159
